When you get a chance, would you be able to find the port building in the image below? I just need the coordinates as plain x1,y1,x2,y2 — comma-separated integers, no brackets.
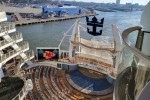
116,0,120,5
42,4,84,16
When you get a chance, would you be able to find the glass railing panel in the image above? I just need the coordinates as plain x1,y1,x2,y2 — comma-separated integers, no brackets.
117,46,134,73
0,22,15,33
11,33,23,41
127,30,138,47
0,39,10,47
17,50,34,67
116,50,150,100
115,26,150,100
0,12,7,20
77,53,113,65
0,33,23,47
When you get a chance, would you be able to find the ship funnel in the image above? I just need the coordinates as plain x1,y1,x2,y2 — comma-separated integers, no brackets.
139,1,150,56
141,1,150,32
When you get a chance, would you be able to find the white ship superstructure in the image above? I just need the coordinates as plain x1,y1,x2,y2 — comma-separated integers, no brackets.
64,20,122,79
0,12,34,100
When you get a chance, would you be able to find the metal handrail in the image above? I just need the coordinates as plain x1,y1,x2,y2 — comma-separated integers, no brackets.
121,26,150,100
122,26,150,63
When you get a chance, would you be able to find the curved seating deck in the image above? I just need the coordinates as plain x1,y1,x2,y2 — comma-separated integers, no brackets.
25,66,113,100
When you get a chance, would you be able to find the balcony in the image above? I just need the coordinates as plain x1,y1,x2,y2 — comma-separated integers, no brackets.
0,33,23,50
18,51,34,68
115,26,150,100
76,53,112,67
0,22,16,36
71,37,114,53
0,42,29,63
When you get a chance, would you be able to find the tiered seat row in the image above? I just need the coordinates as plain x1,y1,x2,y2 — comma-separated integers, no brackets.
26,67,60,100
76,56,111,68
57,71,89,100
25,66,113,100
75,56,113,75
27,68,42,100
43,67,57,99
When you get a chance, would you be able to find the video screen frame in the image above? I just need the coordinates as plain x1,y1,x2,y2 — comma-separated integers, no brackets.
36,47,60,61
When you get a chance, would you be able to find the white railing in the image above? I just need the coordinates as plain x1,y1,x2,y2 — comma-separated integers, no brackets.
11,32,23,41
80,38,114,49
0,22,15,33
24,50,34,60
79,62,107,74
0,12,7,20
17,51,34,67
77,53,113,65
0,33,23,47
0,42,29,62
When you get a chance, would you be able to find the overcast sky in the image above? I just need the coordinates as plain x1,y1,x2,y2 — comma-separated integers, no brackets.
64,0,149,5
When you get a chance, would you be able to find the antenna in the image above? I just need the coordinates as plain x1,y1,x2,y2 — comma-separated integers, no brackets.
131,0,134,11
28,0,30,4
58,0,61,4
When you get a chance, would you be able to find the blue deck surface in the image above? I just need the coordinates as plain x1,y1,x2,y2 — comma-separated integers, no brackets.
69,70,112,91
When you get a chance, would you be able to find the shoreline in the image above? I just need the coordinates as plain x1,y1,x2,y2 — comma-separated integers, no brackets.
15,13,96,26
0,5,96,26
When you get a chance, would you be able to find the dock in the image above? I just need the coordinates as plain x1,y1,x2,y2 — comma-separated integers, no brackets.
15,13,95,26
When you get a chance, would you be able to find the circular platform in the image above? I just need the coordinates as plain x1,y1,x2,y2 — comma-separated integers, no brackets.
67,69,113,95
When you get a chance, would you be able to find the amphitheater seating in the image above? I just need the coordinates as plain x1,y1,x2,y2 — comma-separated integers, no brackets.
76,56,112,68
25,66,113,100
29,68,42,100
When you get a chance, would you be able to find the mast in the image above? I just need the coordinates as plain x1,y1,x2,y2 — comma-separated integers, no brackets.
69,19,80,63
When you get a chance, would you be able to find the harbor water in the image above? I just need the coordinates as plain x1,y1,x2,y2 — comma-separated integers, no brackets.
16,11,142,51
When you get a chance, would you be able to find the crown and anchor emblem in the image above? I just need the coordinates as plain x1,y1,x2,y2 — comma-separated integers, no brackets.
86,16,104,36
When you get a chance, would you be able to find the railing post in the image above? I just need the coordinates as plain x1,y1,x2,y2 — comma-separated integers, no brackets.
135,29,144,51
18,94,20,100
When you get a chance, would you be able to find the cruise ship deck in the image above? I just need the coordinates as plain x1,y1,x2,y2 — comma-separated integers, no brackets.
1,1,150,100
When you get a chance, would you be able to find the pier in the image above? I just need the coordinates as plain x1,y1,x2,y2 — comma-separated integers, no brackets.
15,13,96,26
0,5,96,26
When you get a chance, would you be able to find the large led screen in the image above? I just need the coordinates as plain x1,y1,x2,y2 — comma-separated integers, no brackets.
37,47,59,61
